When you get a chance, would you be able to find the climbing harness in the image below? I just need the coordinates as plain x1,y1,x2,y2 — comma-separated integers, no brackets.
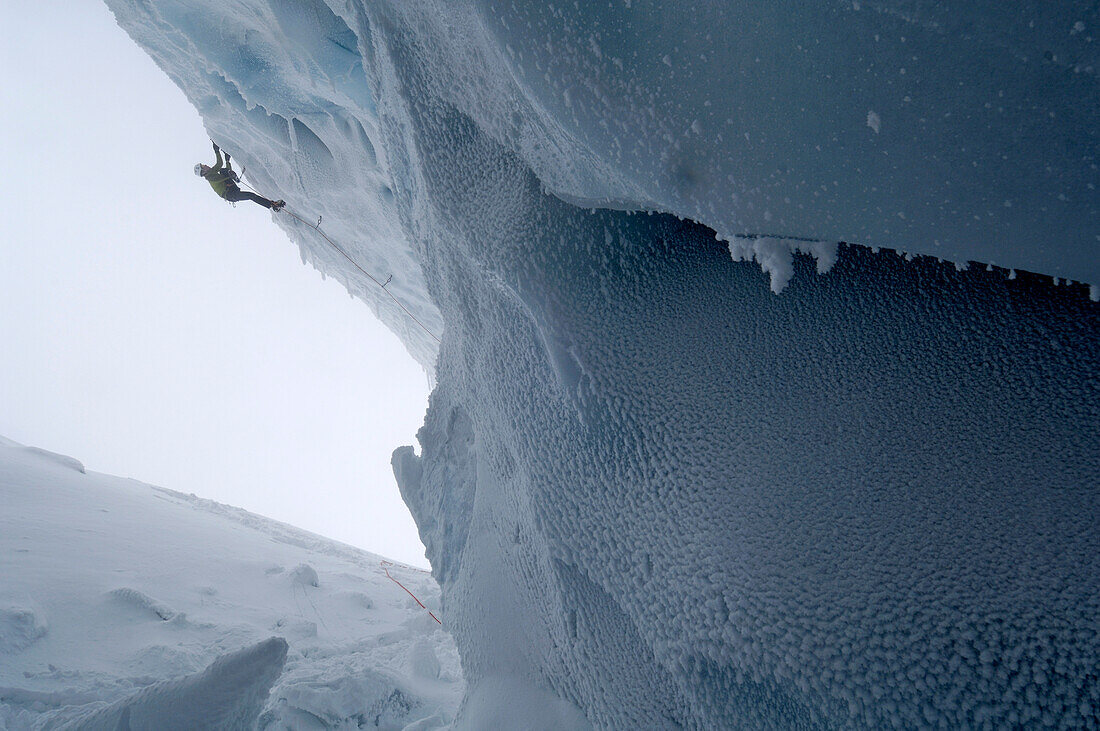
380,560,442,625
234,176,441,345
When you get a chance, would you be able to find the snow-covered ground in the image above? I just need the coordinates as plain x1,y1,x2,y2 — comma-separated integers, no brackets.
85,1,1100,727
0,436,462,730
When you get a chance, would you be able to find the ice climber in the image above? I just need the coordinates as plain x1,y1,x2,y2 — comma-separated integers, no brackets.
195,142,284,211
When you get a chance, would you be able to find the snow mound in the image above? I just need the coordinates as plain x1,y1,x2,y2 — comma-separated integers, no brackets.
59,637,287,731
0,602,48,654
290,564,320,588
106,588,179,622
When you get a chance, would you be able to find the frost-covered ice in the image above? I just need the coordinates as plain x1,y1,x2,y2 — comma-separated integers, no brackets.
101,0,1100,727
391,128,1100,728
725,235,838,294
0,436,461,730
107,0,1100,365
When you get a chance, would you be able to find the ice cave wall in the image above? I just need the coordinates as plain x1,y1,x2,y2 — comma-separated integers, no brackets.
385,0,1100,286
386,47,1099,728
106,0,1099,727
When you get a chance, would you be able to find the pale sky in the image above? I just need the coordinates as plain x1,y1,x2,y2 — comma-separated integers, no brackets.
0,2,432,567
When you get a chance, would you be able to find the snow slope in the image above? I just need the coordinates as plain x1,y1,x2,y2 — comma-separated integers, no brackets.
0,436,461,730
102,1,1100,728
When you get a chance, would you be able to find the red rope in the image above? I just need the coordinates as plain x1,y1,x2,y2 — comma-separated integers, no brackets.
381,561,442,625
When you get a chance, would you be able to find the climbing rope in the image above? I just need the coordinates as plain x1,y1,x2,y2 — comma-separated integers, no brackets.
234,176,442,345
380,560,442,625
224,167,444,623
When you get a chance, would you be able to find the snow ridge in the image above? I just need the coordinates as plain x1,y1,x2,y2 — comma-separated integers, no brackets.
59,637,288,731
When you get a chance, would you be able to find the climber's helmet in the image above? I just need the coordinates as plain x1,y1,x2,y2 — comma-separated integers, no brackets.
194,163,206,177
